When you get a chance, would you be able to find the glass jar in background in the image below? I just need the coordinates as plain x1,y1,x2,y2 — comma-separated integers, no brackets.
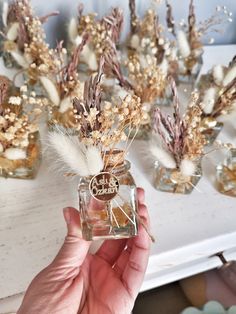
200,117,224,146
216,148,236,197
78,150,138,241
154,160,202,194
177,54,203,86
0,131,41,179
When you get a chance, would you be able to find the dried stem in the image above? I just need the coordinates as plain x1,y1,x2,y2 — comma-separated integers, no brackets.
129,0,139,33
39,11,60,24
166,0,176,36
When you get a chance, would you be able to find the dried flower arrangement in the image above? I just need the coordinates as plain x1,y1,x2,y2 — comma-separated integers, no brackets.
0,75,47,178
198,57,236,144
216,147,236,197
47,58,154,241
150,78,206,193
68,4,123,73
127,0,178,87
0,0,58,85
48,57,145,175
40,37,88,130
166,0,232,82
199,56,236,117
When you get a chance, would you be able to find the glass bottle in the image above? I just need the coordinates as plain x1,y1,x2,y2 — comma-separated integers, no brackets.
78,150,138,240
0,131,41,179
216,148,236,197
154,160,202,194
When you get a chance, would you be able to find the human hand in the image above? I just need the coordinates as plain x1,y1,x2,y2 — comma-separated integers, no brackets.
17,188,151,314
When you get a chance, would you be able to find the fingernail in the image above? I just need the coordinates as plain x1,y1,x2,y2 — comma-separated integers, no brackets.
63,207,71,224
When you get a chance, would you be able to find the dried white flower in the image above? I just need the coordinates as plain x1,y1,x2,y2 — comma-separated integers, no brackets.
177,30,191,58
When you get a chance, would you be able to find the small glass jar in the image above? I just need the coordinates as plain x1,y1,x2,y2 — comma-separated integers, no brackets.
216,148,236,197
154,161,202,194
78,150,138,240
178,54,203,85
0,131,41,179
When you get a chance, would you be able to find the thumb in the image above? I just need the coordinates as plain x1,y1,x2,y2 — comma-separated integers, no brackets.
49,207,91,278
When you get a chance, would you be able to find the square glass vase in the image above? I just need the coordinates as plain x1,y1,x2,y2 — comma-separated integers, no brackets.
78,152,138,241
0,131,41,179
154,161,202,194
216,148,236,197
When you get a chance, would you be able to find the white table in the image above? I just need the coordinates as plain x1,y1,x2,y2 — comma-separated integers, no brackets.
0,45,236,313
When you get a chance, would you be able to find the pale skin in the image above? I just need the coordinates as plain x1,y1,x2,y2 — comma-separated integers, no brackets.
18,188,151,314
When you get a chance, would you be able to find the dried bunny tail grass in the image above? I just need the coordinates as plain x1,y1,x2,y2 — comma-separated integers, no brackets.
222,64,236,87
177,30,191,58
48,130,104,177
10,51,29,68
202,86,218,115
6,22,19,40
2,2,8,27
86,145,104,175
149,140,176,168
39,76,60,107
68,17,78,42
212,64,224,85
180,159,196,176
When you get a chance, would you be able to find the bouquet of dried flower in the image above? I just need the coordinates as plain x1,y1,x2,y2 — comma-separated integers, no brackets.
0,75,47,178
48,57,145,175
47,58,154,241
198,57,236,144
166,0,232,83
68,4,123,73
127,0,178,79
39,37,88,130
150,78,206,193
0,0,58,85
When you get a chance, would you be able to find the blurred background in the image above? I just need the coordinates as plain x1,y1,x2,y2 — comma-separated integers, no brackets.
31,0,236,46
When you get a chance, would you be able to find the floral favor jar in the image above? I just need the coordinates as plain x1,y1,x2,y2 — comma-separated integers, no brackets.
154,160,202,194
78,150,138,240
216,148,236,197
0,131,41,179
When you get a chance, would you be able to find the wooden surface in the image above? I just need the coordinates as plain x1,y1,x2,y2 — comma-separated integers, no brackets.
0,45,236,313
